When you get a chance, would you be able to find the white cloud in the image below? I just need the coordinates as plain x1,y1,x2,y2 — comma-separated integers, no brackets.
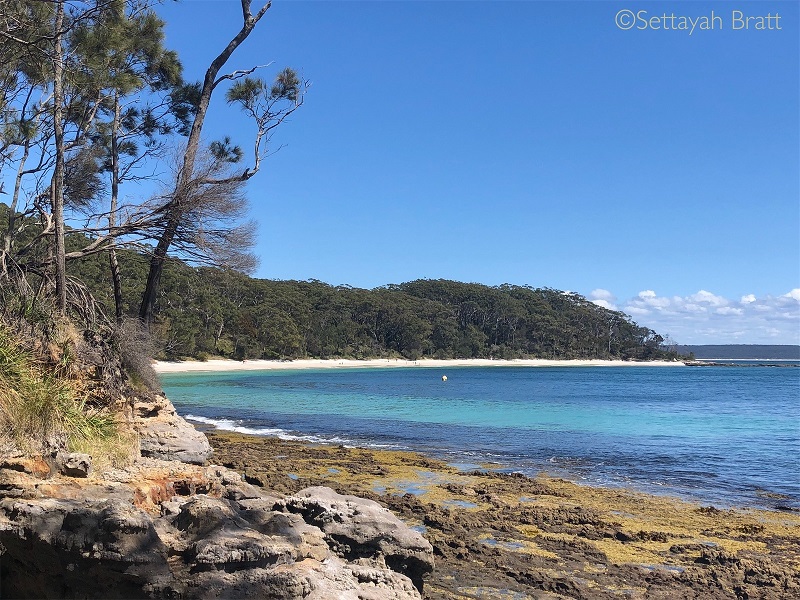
591,299,616,310
590,288,615,301
784,288,800,301
628,290,673,313
610,288,800,344
589,289,617,311
715,306,743,316
689,290,727,306
683,303,705,314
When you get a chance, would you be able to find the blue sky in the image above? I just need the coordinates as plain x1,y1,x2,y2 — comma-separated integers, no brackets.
154,0,799,344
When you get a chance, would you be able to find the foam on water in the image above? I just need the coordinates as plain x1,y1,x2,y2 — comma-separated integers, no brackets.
184,414,401,448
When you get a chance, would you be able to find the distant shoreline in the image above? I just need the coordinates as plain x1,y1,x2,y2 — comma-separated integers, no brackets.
690,358,800,361
153,357,685,373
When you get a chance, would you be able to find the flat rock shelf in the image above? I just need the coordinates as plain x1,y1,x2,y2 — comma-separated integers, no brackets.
0,396,434,600
208,431,800,600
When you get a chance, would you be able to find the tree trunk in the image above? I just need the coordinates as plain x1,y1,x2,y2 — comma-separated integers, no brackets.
109,92,123,323
138,0,270,327
138,218,179,324
51,0,67,313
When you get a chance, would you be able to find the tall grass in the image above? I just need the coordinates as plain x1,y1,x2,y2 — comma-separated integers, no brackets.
0,324,121,459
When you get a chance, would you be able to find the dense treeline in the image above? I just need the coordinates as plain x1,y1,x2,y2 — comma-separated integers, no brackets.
57,235,677,361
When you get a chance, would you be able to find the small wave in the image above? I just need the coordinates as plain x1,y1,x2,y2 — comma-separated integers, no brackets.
185,414,293,437
184,414,403,449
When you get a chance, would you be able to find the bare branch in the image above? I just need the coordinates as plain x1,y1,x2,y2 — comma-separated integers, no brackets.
213,63,272,89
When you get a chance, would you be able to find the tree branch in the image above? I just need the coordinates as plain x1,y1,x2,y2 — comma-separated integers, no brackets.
213,63,272,89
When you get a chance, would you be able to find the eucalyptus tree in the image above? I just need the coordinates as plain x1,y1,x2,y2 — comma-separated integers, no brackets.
138,0,307,326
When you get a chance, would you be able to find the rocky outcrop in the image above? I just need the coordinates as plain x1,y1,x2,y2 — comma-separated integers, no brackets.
0,458,434,599
56,452,92,477
278,486,434,593
132,394,213,465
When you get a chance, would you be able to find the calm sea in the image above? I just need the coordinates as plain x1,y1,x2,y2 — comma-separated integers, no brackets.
159,365,800,510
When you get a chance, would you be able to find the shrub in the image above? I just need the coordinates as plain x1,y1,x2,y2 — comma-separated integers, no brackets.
114,318,160,392
0,324,118,457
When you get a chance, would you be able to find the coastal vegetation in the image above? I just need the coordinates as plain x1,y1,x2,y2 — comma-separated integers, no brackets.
68,252,678,362
0,305,139,467
0,0,303,453
0,0,675,385
0,196,679,363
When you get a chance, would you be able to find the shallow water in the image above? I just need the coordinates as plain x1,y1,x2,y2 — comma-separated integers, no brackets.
160,366,800,510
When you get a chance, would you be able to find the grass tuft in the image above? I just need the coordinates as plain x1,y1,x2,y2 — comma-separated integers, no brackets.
0,324,125,460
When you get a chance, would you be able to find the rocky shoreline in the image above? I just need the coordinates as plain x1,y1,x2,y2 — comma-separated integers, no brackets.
208,431,800,600
2,395,799,599
0,396,433,599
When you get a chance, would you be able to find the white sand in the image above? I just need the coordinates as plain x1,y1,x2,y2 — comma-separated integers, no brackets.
153,357,685,373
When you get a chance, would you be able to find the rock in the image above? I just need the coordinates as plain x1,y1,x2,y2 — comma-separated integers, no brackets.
0,496,172,598
278,486,434,593
219,468,264,501
172,555,421,600
57,452,92,477
133,394,213,465
237,497,329,561
0,456,53,478
0,462,426,599
0,382,427,598
261,556,421,600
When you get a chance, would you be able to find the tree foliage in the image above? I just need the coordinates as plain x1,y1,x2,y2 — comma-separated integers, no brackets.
51,236,676,362
0,0,305,332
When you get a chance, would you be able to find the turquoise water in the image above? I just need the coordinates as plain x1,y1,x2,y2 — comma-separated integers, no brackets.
160,366,800,510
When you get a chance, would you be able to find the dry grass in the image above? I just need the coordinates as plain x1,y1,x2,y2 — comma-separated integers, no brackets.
114,318,161,392
69,426,139,470
0,322,125,460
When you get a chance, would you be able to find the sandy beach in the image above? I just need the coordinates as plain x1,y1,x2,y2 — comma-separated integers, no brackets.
153,357,686,373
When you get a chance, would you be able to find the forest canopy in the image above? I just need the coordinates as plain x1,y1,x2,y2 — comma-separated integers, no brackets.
54,232,676,362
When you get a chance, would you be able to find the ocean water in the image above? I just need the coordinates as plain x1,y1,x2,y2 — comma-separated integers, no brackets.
159,366,800,510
